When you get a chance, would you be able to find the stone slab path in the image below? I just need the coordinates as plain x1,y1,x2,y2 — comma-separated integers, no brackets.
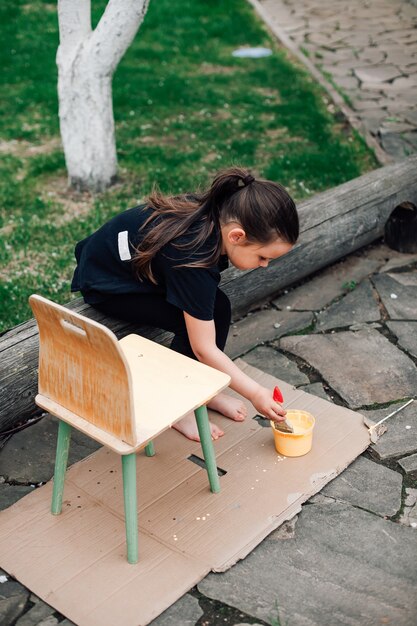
280,327,417,408
1,240,416,626
257,0,417,161
199,501,417,626
314,278,381,331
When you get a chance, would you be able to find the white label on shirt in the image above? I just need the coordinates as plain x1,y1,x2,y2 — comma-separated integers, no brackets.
118,230,132,261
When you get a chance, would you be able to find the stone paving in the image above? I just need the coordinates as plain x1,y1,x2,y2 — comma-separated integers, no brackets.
1,240,416,625
258,0,417,161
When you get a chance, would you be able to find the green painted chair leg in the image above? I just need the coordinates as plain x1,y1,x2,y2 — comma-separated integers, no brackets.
121,453,138,564
145,441,155,457
51,420,72,515
194,405,220,494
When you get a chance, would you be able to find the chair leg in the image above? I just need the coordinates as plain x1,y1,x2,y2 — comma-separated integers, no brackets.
194,405,220,494
121,453,139,564
51,420,72,515
145,441,155,456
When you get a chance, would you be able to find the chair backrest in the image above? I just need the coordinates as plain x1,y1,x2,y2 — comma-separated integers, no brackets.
29,295,137,445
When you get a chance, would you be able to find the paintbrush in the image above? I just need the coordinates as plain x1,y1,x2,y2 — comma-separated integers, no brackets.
272,386,294,433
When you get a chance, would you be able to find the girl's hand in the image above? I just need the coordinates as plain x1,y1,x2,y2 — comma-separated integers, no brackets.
250,385,287,422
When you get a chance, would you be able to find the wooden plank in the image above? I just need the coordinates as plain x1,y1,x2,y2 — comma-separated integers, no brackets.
1,155,417,431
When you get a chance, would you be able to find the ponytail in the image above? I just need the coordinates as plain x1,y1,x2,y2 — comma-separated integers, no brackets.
202,167,256,222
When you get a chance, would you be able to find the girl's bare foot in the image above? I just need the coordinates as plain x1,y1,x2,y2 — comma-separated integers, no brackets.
172,412,224,442
207,392,247,422
172,394,246,441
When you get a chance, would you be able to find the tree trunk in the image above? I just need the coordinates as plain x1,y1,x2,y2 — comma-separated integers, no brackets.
57,47,117,192
57,0,150,192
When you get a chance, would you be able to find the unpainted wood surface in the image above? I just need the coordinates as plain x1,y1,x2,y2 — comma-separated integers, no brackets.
1,155,417,431
35,396,137,454
29,295,137,445
119,334,230,445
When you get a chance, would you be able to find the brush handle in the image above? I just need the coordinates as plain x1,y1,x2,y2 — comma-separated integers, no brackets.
273,386,284,403
272,386,293,432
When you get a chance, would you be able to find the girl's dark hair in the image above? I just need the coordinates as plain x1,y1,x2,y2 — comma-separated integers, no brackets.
133,166,299,283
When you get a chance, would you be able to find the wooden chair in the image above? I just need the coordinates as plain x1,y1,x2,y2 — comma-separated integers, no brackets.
29,295,230,564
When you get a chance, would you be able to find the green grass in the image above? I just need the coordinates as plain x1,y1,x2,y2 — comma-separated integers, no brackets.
0,0,378,333
342,280,358,292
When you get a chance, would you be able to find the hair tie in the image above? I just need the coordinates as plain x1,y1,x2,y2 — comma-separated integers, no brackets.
237,174,255,187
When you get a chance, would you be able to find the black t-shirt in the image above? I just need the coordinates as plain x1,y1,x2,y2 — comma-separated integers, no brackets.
71,205,228,321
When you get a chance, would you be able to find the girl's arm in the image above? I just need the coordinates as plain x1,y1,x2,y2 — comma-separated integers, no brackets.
184,313,286,421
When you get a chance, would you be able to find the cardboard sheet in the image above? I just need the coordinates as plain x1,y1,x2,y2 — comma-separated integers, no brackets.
0,361,372,625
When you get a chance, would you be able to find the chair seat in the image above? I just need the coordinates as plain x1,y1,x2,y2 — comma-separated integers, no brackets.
119,334,231,446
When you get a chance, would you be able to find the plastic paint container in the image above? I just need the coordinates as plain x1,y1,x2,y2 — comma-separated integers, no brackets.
271,410,315,457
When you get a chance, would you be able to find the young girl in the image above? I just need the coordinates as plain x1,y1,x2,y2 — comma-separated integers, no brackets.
71,167,299,441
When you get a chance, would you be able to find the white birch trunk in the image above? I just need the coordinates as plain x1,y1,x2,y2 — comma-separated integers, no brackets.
57,0,150,192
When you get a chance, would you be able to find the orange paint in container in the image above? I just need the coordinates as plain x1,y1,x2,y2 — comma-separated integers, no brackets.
271,410,315,457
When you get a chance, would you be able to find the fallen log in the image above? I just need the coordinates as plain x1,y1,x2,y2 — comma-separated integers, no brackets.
1,154,417,432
